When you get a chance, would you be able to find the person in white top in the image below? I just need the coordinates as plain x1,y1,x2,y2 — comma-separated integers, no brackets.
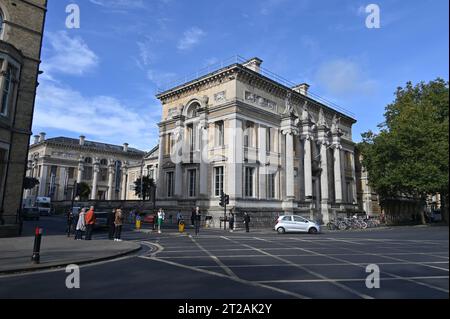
75,208,86,240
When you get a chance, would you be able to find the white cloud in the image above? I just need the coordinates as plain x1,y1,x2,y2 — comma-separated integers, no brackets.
33,80,159,151
41,31,99,76
315,59,377,96
177,27,206,50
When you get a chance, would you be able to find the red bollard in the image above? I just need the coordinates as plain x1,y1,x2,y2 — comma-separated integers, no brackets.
31,227,43,264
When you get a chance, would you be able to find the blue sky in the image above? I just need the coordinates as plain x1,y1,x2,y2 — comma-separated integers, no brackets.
33,0,449,151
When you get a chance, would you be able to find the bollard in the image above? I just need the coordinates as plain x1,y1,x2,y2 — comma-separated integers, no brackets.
31,227,43,264
135,216,141,230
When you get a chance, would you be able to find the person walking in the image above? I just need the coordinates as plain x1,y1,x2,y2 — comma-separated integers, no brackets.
243,212,251,233
84,206,96,240
229,210,235,233
176,211,183,225
107,209,116,240
114,207,124,242
157,208,165,234
191,208,196,228
75,208,86,240
66,209,74,237
194,206,202,236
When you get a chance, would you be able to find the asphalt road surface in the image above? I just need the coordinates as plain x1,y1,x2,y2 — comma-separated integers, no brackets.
0,217,448,299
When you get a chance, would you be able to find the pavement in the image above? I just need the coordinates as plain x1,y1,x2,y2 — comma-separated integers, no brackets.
0,235,141,274
0,217,448,299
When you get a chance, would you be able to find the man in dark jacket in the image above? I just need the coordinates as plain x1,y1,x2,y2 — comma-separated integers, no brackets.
107,209,116,240
243,212,251,233
194,207,201,236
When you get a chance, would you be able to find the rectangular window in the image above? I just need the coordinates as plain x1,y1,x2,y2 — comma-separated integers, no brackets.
244,122,254,148
215,121,224,147
166,172,174,197
188,169,196,197
1,65,15,116
100,168,108,182
245,167,254,197
68,167,75,179
148,169,154,180
83,166,93,181
214,166,224,197
266,128,272,152
267,173,276,199
187,124,196,152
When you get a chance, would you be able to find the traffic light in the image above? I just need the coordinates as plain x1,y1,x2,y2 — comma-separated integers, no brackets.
219,192,225,207
219,192,229,207
75,183,82,197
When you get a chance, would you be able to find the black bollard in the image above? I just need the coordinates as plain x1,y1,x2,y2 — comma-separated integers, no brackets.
31,227,43,264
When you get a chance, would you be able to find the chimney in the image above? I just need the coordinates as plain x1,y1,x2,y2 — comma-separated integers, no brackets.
33,135,40,144
292,83,310,96
243,57,263,73
39,132,46,143
123,143,129,152
79,135,86,146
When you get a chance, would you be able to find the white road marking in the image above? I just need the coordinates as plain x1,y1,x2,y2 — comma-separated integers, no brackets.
256,275,450,284
221,236,374,299
139,255,309,299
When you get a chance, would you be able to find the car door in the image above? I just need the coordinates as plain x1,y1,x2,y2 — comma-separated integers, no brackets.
292,216,309,232
280,216,294,232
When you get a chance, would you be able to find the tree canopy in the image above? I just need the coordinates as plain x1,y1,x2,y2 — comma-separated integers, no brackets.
359,78,449,203
134,176,156,201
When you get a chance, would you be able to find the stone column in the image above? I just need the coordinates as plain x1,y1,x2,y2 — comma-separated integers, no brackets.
300,106,314,201
317,124,331,223
156,134,164,199
227,117,243,199
76,156,84,183
58,167,67,201
91,158,100,200
349,151,357,204
303,136,313,200
107,159,115,200
38,165,48,197
199,119,209,197
333,144,343,203
258,125,267,199
121,162,128,200
283,129,295,199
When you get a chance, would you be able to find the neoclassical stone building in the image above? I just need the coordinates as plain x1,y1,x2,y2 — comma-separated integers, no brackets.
0,0,47,236
155,57,358,224
26,134,145,202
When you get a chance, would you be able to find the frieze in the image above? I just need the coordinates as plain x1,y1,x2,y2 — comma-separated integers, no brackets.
244,91,277,112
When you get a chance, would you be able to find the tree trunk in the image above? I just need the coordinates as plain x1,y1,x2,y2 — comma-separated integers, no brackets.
441,191,449,225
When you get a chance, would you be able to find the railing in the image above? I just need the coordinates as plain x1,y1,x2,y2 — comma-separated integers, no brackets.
156,55,355,118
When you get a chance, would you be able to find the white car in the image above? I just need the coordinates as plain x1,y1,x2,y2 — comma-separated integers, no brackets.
274,215,321,234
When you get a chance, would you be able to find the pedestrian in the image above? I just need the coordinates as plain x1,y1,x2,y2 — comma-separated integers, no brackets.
229,210,235,233
176,211,183,225
243,212,251,233
84,206,96,240
66,209,74,237
191,208,196,227
194,206,202,236
157,208,165,234
107,209,116,240
75,208,86,240
114,207,124,242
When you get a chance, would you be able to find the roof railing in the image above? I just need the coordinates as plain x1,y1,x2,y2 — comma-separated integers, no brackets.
156,55,355,118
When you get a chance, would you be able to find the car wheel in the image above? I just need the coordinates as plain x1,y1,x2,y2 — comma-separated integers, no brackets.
308,227,318,234
277,227,286,234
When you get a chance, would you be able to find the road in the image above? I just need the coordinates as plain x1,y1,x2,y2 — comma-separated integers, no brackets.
0,216,448,299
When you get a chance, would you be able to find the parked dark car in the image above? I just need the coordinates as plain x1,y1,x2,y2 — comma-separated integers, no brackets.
94,212,110,229
22,207,40,221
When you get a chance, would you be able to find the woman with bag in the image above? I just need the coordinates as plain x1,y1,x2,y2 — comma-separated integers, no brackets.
114,207,124,242
75,208,86,240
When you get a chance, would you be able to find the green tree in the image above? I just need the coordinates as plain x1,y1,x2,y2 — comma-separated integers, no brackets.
359,78,449,224
77,182,91,200
134,176,156,201
23,177,39,190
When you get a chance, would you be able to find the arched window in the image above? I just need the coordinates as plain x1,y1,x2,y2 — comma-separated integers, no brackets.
100,159,108,166
84,157,93,164
0,10,4,38
186,102,200,119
